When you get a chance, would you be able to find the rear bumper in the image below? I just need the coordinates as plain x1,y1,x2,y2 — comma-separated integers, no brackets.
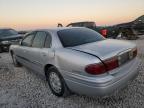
62,57,140,96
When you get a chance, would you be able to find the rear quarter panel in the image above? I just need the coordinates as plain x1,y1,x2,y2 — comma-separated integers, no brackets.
54,48,102,76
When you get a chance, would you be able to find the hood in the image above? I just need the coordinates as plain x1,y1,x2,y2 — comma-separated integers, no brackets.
70,39,136,60
0,34,23,41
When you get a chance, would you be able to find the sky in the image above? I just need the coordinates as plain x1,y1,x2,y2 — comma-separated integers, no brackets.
0,0,144,30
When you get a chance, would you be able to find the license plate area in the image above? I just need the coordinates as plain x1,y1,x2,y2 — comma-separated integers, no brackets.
118,49,134,66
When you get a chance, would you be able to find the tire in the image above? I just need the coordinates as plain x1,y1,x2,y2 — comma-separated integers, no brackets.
46,66,71,97
12,53,22,67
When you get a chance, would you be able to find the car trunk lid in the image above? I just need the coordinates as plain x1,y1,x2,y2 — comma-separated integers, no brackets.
69,39,137,74
70,39,136,60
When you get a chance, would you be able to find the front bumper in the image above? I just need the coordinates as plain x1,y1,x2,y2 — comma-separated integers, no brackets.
0,40,20,51
0,43,10,51
62,57,140,96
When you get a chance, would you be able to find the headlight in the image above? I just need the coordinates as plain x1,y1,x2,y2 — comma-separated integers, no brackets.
1,41,10,44
10,39,20,44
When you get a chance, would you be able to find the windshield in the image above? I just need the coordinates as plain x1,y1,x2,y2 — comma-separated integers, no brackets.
58,28,105,47
0,29,18,37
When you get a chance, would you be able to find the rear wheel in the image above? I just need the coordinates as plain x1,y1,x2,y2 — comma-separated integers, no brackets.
46,66,71,97
12,53,22,67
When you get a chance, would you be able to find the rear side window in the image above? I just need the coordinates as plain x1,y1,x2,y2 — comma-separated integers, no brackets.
32,32,47,48
21,34,34,47
58,28,105,47
44,34,52,48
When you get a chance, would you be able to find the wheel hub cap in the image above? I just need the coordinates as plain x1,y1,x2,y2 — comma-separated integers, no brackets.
49,72,62,93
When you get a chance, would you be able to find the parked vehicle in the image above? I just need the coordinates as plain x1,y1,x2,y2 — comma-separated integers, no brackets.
66,21,96,28
10,27,140,97
58,21,107,37
0,28,23,52
58,21,96,28
58,15,144,39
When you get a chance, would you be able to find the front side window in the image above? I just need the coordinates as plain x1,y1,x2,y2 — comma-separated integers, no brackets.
58,28,105,47
21,34,34,47
32,32,46,48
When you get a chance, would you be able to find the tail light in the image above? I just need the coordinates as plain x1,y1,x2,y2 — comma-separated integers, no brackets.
85,57,119,75
85,63,106,75
104,57,119,71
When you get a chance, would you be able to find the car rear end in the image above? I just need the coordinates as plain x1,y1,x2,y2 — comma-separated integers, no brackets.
57,28,140,96
64,47,140,96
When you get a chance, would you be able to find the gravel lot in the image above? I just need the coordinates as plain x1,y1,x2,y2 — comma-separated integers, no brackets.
0,36,144,108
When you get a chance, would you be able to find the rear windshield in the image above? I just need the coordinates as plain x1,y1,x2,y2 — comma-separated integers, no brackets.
57,28,105,47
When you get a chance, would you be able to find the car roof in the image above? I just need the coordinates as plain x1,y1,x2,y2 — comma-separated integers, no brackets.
35,27,85,33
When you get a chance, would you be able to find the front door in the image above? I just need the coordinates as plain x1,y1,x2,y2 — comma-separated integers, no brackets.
16,32,35,68
29,31,51,75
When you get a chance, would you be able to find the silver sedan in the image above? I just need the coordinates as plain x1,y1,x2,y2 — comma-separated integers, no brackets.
10,27,140,97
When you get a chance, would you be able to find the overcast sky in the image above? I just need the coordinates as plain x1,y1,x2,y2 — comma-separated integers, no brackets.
0,0,143,30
